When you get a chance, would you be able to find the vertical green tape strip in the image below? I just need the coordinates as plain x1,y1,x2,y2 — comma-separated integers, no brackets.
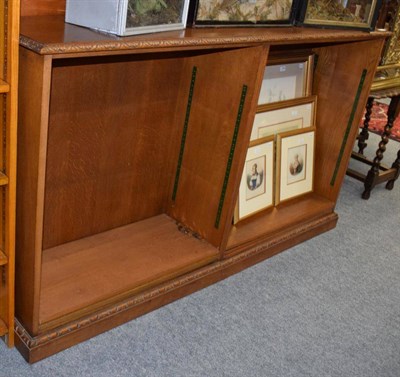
215,85,248,229
330,69,367,186
172,66,197,201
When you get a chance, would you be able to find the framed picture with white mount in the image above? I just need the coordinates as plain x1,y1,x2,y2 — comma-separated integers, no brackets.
234,136,275,224
251,95,317,141
258,53,314,106
276,127,316,205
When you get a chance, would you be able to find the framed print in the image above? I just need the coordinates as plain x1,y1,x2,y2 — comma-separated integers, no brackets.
258,55,313,105
296,0,381,31
276,128,315,204
66,0,190,36
251,96,317,140
235,136,275,224
190,0,297,27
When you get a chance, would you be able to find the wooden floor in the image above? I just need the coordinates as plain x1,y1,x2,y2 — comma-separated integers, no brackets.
39,214,219,329
227,193,335,250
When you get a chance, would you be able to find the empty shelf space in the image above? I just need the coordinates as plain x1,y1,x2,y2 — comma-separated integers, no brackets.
227,193,335,250
0,80,10,93
39,214,219,328
0,318,7,337
0,172,8,186
0,250,7,266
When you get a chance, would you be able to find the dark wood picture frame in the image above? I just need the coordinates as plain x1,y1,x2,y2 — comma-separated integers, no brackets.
189,0,298,27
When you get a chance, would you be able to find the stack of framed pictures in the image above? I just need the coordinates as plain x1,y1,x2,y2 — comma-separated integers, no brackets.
235,53,316,224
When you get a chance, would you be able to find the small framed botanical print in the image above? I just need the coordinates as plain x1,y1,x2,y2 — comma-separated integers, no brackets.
190,0,297,27
296,0,381,31
258,55,314,105
235,136,275,223
251,96,317,140
276,128,315,204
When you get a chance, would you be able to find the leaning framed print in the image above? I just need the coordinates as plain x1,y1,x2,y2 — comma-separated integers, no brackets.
251,96,317,141
258,55,314,105
189,0,297,27
276,128,315,205
296,0,381,31
234,136,275,224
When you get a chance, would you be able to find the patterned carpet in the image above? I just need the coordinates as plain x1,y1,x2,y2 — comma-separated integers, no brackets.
360,101,400,143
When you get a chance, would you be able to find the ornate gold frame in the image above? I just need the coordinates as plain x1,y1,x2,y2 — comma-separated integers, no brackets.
372,4,400,91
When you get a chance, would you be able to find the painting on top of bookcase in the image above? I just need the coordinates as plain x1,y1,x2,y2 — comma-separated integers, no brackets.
296,0,381,30
192,0,296,26
126,0,186,28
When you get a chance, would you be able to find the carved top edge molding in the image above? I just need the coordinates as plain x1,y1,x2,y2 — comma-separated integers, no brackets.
19,30,390,56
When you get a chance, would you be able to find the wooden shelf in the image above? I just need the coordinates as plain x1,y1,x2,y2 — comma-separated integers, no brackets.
227,193,335,251
0,172,9,186
20,15,390,56
39,214,219,329
0,79,10,93
15,8,386,362
0,319,7,337
0,250,7,266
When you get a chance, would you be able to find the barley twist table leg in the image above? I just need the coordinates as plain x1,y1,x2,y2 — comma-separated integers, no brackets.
362,95,400,199
385,148,400,190
358,96,374,155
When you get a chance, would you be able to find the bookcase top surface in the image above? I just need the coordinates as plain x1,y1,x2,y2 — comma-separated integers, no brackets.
20,15,390,56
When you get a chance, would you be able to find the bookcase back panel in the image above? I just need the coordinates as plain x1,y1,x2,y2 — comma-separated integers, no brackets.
43,55,186,249
312,39,384,202
167,46,267,248
21,0,65,17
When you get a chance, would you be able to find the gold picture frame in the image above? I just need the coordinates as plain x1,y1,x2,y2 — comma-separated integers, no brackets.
276,128,316,205
297,0,381,31
258,54,314,106
234,136,275,224
251,96,317,141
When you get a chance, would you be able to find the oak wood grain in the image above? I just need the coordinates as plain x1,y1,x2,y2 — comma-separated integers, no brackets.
43,53,186,248
39,215,218,328
312,38,385,202
21,0,65,17
167,46,266,248
15,212,338,363
20,16,391,56
227,193,334,252
0,250,7,266
16,48,52,336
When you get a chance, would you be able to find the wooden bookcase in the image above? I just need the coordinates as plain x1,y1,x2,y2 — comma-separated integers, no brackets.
14,10,387,362
0,0,19,348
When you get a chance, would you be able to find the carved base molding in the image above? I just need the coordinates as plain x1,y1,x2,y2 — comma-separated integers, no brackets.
15,212,338,363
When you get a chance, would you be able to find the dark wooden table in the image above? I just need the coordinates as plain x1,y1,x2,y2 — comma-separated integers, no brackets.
347,88,400,199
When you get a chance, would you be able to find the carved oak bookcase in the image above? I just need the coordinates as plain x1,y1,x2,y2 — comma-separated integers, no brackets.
0,0,19,347
15,10,387,362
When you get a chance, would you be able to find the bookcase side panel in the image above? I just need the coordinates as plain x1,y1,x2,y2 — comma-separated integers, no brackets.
312,38,385,203
15,48,52,335
167,45,266,248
